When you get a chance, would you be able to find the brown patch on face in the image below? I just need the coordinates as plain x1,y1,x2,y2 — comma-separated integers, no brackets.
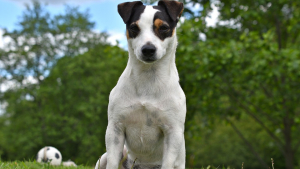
126,30,130,39
153,18,172,41
154,19,164,28
127,21,140,39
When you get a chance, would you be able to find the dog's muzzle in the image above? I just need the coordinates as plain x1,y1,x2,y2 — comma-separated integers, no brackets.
141,44,157,63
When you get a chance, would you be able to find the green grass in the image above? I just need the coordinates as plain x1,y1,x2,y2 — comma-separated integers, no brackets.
0,160,276,169
0,161,94,169
0,161,226,169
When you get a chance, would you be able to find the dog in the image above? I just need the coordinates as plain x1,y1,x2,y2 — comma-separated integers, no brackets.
95,1,186,169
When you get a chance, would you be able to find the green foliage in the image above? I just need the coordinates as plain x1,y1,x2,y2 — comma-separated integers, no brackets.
187,115,285,168
0,0,126,165
141,0,157,5
176,0,300,168
0,0,107,86
0,44,127,164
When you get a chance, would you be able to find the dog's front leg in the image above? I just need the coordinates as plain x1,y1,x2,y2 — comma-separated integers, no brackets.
161,125,185,169
105,121,125,169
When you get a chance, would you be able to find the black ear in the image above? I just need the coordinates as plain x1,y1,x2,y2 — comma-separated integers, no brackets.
118,1,144,24
158,0,184,21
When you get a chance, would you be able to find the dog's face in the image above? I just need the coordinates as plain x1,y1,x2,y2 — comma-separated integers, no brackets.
118,1,183,64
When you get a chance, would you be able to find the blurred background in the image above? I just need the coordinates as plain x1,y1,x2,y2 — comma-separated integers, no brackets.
0,0,299,168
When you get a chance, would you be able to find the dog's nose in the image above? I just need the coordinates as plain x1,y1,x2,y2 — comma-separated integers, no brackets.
141,44,156,57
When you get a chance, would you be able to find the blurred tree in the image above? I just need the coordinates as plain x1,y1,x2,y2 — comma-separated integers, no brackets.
187,115,284,168
0,0,114,164
34,44,126,164
182,0,300,45
141,0,157,5
0,0,107,86
175,0,300,168
0,43,127,164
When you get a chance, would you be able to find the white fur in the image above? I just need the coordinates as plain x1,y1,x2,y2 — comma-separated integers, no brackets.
62,160,77,167
98,5,186,169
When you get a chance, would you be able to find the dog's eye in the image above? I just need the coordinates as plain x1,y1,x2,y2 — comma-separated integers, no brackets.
129,24,140,33
159,25,170,33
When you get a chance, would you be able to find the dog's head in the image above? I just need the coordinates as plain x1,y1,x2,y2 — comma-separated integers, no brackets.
118,0,183,64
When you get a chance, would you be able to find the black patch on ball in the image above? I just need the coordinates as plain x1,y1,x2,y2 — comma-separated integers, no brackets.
47,147,50,151
42,158,48,163
55,153,60,159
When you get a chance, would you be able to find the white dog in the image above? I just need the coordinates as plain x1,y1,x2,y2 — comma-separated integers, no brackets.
96,1,186,169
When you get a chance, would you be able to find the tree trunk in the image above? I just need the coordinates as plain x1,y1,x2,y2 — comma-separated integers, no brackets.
283,116,294,169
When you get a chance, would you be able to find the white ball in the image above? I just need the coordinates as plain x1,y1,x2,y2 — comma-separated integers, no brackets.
63,160,77,167
36,146,62,165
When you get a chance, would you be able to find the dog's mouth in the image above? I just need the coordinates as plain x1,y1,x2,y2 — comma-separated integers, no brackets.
141,56,157,63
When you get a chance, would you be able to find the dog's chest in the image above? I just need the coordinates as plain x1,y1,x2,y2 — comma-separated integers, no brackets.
125,107,163,154
108,68,186,158
125,101,164,141
111,98,170,156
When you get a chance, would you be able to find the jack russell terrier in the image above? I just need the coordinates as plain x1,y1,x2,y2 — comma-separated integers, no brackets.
95,1,186,169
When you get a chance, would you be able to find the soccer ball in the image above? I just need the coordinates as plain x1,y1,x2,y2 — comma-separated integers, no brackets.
36,146,62,165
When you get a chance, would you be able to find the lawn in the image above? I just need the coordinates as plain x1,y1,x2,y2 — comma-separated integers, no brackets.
0,161,276,169
0,161,227,169
0,161,94,169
